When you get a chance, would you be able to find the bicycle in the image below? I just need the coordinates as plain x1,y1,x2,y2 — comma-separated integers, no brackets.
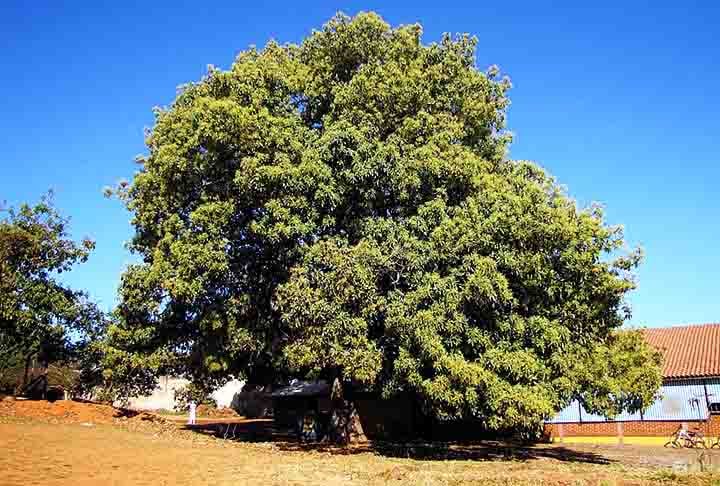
664,426,708,448
686,429,708,448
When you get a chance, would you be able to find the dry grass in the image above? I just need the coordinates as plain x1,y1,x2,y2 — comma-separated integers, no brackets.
0,419,717,485
2,400,720,485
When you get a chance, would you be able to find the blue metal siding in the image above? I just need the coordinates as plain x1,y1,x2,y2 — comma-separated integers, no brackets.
547,380,720,423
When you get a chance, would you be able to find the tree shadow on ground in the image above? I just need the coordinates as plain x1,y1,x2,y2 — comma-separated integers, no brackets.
113,408,141,418
182,419,612,465
184,419,295,443
111,407,168,422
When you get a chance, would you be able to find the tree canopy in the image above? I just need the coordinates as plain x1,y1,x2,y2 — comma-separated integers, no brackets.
107,12,662,433
0,193,103,395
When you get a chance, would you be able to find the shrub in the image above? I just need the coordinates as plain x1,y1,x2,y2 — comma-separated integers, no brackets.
173,383,216,412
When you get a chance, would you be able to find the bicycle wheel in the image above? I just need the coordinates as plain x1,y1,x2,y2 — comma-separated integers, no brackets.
665,439,682,448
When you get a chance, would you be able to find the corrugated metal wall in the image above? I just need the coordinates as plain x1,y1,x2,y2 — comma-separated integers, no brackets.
547,379,720,423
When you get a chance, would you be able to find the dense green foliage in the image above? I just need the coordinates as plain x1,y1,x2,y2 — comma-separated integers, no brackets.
107,13,662,432
0,194,104,395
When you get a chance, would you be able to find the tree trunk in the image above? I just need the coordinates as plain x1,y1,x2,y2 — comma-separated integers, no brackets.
39,357,48,400
22,352,34,391
326,378,366,444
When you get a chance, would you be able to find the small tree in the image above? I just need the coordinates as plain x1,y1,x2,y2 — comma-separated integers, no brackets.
0,193,103,397
173,383,217,412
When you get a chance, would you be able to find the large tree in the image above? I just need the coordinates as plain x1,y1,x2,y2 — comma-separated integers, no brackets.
0,193,103,396
108,13,662,434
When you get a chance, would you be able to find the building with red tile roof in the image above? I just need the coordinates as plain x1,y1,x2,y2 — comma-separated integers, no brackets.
644,323,720,380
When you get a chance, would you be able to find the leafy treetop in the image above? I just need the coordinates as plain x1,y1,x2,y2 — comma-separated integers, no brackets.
107,12,662,433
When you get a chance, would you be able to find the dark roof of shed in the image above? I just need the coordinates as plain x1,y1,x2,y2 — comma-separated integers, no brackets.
271,381,330,398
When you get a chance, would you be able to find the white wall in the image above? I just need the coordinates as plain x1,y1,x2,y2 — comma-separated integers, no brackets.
123,376,245,411
210,378,245,408
123,376,189,411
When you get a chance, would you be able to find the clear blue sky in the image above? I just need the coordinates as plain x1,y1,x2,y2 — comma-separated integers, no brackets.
1,1,718,327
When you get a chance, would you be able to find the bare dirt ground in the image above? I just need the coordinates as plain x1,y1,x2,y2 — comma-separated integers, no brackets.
1,399,719,485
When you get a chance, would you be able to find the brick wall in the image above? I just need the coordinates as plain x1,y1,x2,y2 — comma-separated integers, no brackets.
545,415,720,438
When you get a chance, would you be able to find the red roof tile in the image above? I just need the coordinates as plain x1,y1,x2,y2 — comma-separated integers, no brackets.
643,323,720,380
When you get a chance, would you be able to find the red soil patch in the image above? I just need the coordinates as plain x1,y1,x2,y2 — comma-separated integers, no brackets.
197,404,239,418
0,397,165,425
